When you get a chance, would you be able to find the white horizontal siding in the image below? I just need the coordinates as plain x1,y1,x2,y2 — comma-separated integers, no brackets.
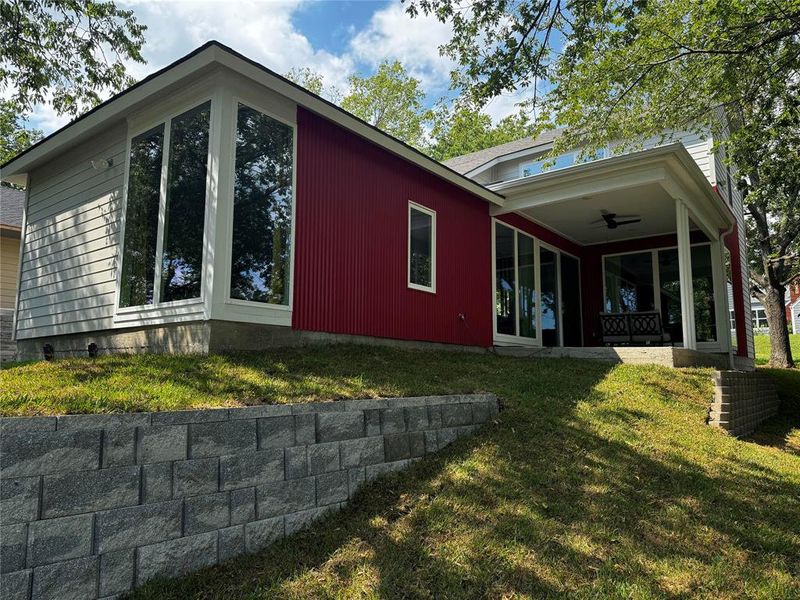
16,123,126,340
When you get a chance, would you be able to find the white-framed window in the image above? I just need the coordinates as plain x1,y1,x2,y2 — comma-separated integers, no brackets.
118,100,212,309
408,201,436,293
520,147,607,178
752,308,769,329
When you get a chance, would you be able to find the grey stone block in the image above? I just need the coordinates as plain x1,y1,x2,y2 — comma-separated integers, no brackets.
294,414,315,445
41,465,140,518
380,409,405,434
487,397,500,418
340,437,384,468
291,402,345,414
142,462,172,503
256,478,315,519
316,471,348,506
285,506,332,536
27,514,93,567
57,413,150,430
308,442,339,475
230,487,256,525
0,476,39,525
31,556,97,600
151,409,228,425
437,427,458,448
405,407,429,431
409,432,426,458
471,401,491,424
136,531,217,585
137,425,187,463
441,403,473,427
173,457,218,497
99,549,134,597
219,449,283,490
424,430,438,454
316,412,364,442
102,427,136,467
364,410,381,436
456,425,477,438
95,500,182,553
0,417,55,433
257,416,295,449
1,523,26,573
219,525,245,561
285,446,307,479
0,429,101,478
427,405,442,429
348,468,366,498
244,517,283,553
384,434,411,462
365,460,410,481
190,420,256,458
230,405,292,420
185,492,230,535
0,569,31,600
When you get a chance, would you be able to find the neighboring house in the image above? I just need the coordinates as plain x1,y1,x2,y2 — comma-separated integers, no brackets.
0,41,754,368
0,184,24,361
728,282,800,335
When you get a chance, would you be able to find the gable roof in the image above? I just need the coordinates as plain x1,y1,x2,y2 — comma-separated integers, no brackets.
0,184,25,229
0,41,504,206
443,129,563,175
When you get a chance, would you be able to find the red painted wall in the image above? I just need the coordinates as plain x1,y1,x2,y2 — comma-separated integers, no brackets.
292,107,493,347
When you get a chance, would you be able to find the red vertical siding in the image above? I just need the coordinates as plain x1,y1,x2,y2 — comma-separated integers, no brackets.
292,107,493,347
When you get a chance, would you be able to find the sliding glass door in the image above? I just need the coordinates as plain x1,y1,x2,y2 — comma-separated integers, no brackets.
540,247,559,346
560,254,582,346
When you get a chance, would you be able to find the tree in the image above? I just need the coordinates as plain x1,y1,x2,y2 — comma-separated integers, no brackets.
407,0,800,367
0,0,146,164
284,67,342,103
341,61,431,149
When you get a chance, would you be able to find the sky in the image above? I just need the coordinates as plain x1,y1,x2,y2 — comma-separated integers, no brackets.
28,0,533,136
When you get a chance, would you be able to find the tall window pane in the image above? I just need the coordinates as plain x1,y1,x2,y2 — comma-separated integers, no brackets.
119,124,164,307
409,206,434,289
518,234,536,338
540,247,559,346
604,252,654,312
230,104,294,304
658,246,717,343
495,223,516,335
160,101,211,302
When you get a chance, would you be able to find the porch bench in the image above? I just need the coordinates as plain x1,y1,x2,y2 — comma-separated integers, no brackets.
600,311,673,346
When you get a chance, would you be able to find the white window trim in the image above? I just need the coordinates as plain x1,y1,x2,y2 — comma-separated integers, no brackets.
222,95,298,313
113,92,216,325
407,201,436,294
519,146,609,179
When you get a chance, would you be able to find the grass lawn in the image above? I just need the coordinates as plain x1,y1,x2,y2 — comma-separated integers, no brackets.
754,333,800,365
3,347,798,598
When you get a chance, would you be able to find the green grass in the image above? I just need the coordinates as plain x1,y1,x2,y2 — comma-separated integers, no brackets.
754,333,800,365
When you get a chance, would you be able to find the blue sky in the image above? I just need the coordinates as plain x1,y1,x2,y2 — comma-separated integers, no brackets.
29,0,532,135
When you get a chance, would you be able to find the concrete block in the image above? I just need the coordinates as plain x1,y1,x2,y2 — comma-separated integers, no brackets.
219,449,283,490
308,442,340,475
99,549,134,597
244,517,284,553
348,468,366,498
0,429,101,478
31,556,97,600
142,462,172,504
291,402,345,414
427,405,442,429
136,531,217,585
257,416,295,449
294,414,315,445
151,409,228,425
340,437,384,468
1,523,27,573
57,413,150,430
95,500,183,553
102,427,137,468
365,460,410,481
230,405,292,420
405,407,429,431
173,457,219,497
27,514,93,567
285,446,308,480
185,492,230,534
364,410,381,436
190,420,256,458
437,427,459,448
0,476,39,525
136,425,187,463
380,409,405,434
424,430,438,454
41,466,140,518
384,434,411,462
316,471,348,506
441,404,473,427
285,506,333,535
0,569,31,600
316,412,364,442
471,401,491,424
256,478,315,519
219,525,245,562
0,417,55,433
409,431,426,458
230,487,256,525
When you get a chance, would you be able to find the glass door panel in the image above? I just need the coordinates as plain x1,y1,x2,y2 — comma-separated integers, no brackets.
560,254,582,346
604,252,655,312
657,245,717,343
495,223,516,336
518,234,537,339
540,247,559,346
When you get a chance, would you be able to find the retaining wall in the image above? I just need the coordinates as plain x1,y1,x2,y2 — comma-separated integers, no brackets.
708,371,779,436
0,394,498,600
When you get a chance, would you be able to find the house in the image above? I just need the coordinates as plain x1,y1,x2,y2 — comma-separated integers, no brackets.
728,282,800,335
0,41,754,369
0,184,24,361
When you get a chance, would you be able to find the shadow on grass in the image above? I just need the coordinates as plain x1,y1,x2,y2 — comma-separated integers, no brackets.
746,368,800,455
132,362,800,599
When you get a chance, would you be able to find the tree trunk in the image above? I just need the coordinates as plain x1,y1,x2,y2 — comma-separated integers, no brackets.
761,284,794,368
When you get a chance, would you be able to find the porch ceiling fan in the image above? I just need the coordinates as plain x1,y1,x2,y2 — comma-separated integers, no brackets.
591,210,642,229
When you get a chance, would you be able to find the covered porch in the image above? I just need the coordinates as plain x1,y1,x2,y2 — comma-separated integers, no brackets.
488,143,741,368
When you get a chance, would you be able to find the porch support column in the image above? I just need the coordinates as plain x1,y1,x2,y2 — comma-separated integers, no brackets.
676,199,697,350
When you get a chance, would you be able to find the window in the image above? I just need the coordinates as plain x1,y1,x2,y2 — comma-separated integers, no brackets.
752,309,768,329
495,222,536,339
604,252,655,313
520,148,606,178
118,101,211,308
230,103,294,305
408,203,435,292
